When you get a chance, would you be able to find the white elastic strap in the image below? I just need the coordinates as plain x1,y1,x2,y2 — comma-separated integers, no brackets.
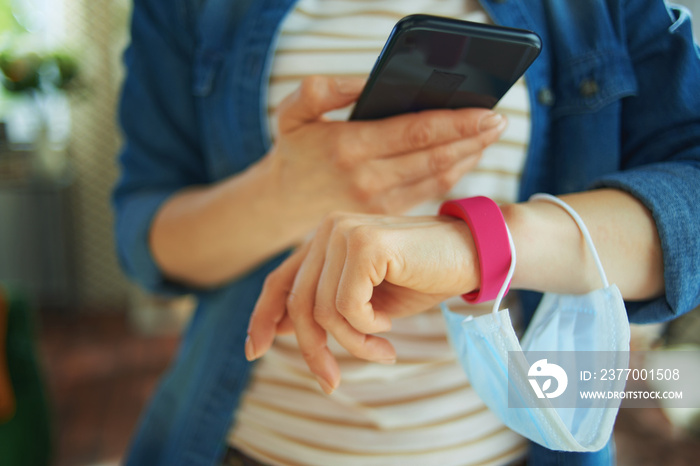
491,224,516,314
529,193,610,288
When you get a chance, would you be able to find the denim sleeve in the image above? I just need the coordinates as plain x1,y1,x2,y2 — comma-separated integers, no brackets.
593,0,700,323
112,0,206,295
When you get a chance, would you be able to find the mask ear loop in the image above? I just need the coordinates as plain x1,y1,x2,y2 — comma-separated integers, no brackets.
491,225,516,314
528,193,610,289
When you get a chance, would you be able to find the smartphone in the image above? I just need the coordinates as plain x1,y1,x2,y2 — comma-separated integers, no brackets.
349,15,541,121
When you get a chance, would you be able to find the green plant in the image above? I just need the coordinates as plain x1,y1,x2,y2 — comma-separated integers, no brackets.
0,0,80,95
0,51,79,94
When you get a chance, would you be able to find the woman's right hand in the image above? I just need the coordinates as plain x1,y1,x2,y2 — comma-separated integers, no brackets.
266,75,507,218
245,211,481,393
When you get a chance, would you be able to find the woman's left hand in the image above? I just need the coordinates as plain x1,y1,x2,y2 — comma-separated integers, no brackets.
245,212,479,393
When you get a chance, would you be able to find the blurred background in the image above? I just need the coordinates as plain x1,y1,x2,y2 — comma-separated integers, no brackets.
0,1,699,465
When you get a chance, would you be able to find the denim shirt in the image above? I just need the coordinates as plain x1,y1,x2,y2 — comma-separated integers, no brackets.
114,0,700,464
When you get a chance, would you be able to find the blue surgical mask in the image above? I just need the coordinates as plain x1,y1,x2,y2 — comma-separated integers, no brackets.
441,194,630,452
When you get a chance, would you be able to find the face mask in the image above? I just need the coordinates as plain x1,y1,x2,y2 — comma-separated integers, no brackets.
441,194,630,452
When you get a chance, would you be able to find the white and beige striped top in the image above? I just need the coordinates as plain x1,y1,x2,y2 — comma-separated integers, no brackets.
230,1,531,465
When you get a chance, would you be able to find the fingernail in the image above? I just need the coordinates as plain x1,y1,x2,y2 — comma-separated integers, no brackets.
478,112,505,132
244,335,256,361
315,375,336,394
334,77,362,95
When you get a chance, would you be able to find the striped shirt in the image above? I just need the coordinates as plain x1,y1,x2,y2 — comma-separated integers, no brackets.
230,1,530,464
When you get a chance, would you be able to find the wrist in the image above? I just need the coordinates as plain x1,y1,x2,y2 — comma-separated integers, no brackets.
500,198,602,294
439,196,512,303
242,153,313,237
498,202,528,291
259,150,339,235
445,219,482,296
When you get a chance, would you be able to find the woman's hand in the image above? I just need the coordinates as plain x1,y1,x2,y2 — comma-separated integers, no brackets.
245,212,479,394
150,75,505,288
244,190,666,395
267,75,507,218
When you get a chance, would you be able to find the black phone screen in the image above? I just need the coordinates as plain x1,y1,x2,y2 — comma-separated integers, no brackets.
350,15,541,121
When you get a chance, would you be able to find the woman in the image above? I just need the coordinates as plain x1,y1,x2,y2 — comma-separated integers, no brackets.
113,0,700,464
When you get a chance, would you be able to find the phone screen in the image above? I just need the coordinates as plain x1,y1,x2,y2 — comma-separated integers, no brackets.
350,15,541,121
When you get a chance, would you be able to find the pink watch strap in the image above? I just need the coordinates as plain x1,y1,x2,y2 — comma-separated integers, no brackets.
439,196,512,303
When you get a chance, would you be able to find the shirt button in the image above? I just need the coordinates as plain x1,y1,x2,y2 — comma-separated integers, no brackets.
537,87,555,106
579,79,600,97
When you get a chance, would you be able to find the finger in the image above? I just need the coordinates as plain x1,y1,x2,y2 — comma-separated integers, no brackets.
333,228,396,334
347,108,505,160
317,309,397,364
367,124,505,192
246,245,309,361
286,222,342,393
276,314,294,335
289,301,340,395
278,76,366,133
314,225,396,361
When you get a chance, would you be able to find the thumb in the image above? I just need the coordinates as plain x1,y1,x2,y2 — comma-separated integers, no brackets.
278,75,365,133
